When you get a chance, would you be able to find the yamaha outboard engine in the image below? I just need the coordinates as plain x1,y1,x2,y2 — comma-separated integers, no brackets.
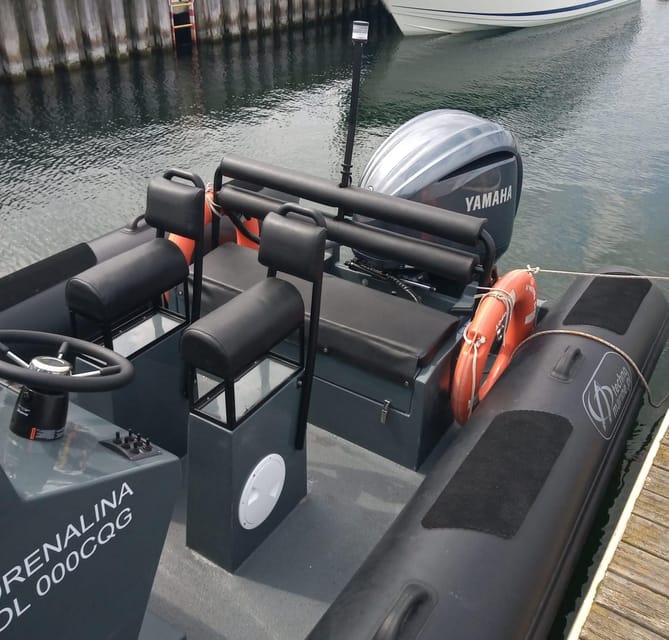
354,110,522,277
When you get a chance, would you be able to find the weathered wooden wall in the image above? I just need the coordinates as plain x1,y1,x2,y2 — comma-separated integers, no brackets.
0,0,375,79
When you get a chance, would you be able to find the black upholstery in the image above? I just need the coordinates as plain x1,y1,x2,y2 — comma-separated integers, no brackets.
258,212,327,283
182,213,325,443
66,171,206,333
199,243,459,382
181,278,304,379
0,244,97,313
66,239,187,322
145,176,205,240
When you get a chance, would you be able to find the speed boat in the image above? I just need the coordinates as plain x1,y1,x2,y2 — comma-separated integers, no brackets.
383,0,639,36
0,107,666,640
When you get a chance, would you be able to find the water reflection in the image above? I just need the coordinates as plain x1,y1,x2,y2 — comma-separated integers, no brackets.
360,7,640,129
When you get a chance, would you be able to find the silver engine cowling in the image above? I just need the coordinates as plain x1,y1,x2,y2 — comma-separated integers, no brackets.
355,109,522,271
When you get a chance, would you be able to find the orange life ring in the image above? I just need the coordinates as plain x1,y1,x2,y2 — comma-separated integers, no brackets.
450,269,537,425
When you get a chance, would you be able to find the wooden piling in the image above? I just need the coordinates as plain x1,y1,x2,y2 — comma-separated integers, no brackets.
104,0,129,57
203,0,224,40
128,0,152,52
51,0,84,67
0,0,25,77
78,0,106,62
223,0,242,36
303,0,317,24
257,0,272,35
0,0,379,79
288,0,303,27
150,1,171,48
22,0,52,71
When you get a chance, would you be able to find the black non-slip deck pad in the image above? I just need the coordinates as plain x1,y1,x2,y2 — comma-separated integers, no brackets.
422,410,573,538
0,243,96,311
564,275,650,335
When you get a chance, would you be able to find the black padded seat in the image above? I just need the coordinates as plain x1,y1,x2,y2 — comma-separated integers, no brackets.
66,238,188,323
200,243,459,383
182,278,304,379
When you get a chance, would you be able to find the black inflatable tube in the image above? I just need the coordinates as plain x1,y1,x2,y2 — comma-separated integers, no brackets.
0,225,154,338
217,185,479,283
309,270,669,640
215,155,486,246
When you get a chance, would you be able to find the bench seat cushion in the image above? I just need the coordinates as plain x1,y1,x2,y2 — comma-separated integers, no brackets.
200,244,459,383
67,238,188,323
183,278,304,379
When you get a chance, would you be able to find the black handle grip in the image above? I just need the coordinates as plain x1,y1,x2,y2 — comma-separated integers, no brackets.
373,584,433,640
276,203,326,228
163,169,205,190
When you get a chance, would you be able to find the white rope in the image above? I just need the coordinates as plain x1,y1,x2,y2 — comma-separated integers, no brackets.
525,265,669,281
205,182,222,216
512,329,669,409
462,327,485,419
473,286,515,345
206,194,222,213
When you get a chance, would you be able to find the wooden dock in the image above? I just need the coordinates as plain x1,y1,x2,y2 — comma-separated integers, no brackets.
568,408,669,640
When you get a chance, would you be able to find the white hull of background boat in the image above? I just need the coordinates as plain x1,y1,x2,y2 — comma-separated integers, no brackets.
385,0,639,35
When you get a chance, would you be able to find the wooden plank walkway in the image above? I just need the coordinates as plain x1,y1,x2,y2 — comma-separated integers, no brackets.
568,408,669,640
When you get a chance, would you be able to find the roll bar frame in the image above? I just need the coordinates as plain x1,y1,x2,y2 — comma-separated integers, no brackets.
213,156,496,286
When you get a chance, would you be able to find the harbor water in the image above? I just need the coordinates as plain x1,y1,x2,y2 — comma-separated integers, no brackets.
1,0,668,634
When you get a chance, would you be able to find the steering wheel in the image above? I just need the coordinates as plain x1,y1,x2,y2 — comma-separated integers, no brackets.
0,330,133,392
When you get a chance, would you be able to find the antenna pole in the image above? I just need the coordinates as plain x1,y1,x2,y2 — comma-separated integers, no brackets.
338,21,369,217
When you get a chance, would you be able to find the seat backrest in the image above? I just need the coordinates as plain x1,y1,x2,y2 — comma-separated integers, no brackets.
145,170,205,240
258,211,327,283
145,169,206,321
257,209,326,449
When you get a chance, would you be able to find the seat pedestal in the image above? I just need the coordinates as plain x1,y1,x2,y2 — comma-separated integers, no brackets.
186,357,306,572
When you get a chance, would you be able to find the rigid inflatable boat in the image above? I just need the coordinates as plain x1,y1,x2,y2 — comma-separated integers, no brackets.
0,109,666,640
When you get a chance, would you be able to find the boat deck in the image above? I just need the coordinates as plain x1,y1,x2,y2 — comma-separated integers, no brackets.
146,424,450,640
569,409,669,640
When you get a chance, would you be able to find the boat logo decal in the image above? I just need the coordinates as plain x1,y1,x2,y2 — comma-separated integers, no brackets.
0,482,134,634
582,352,633,439
465,185,512,212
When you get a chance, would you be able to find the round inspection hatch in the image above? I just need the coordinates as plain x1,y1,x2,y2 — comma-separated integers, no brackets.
238,454,286,530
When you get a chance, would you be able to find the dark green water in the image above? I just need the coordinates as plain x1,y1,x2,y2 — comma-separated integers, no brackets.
1,1,668,633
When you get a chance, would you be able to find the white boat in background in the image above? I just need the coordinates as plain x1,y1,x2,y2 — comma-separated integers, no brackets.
384,0,639,35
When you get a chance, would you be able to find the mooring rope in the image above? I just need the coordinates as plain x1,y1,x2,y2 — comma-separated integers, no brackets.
525,265,669,281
